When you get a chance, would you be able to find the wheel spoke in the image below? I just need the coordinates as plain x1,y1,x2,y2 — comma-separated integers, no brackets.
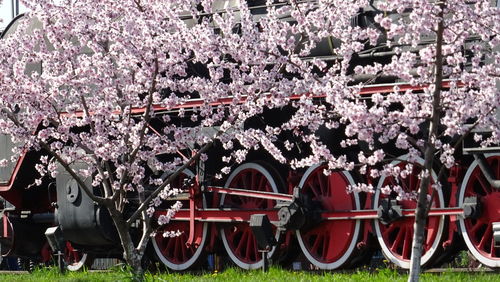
415,178,421,193
322,231,330,259
402,226,412,259
478,224,492,251
325,230,335,260
470,221,485,236
235,229,247,256
181,237,188,261
409,170,415,191
325,174,332,198
390,227,404,253
173,236,180,261
242,174,250,192
476,173,492,195
258,176,266,191
426,217,439,246
383,224,397,238
254,197,264,208
265,183,274,208
237,178,249,204
317,172,326,196
246,233,255,261
250,170,256,190
310,233,323,254
308,180,321,200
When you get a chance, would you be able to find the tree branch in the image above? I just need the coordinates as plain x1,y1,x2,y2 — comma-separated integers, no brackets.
126,140,213,225
39,142,104,204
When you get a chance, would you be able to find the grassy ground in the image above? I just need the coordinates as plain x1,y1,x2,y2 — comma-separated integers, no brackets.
0,267,499,282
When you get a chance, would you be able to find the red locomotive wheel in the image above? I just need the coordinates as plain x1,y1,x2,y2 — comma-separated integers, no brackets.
152,169,208,271
459,154,500,267
220,162,282,270
296,164,361,269
152,220,208,271
64,241,92,271
373,155,444,269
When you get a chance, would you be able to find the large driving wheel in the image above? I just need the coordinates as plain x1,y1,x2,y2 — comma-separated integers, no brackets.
373,156,445,268
296,164,362,269
219,162,283,269
459,154,500,267
151,169,208,271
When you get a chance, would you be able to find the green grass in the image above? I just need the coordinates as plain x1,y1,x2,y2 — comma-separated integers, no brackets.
0,267,499,282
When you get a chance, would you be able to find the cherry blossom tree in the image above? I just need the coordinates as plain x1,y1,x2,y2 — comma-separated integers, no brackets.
273,0,499,281
302,1,499,280
282,1,500,281
0,0,330,276
0,0,498,281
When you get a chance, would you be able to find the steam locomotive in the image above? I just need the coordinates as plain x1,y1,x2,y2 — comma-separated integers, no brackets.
0,0,499,272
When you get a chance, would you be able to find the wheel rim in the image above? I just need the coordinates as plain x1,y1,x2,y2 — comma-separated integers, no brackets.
64,241,89,271
459,154,500,267
220,162,281,269
152,169,208,271
296,164,361,269
373,155,444,269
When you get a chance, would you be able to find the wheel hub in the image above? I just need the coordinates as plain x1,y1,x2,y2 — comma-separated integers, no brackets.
482,192,500,221
377,199,403,225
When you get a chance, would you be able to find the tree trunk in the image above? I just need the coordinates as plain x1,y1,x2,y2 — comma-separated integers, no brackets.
123,243,145,281
408,147,436,281
107,204,145,281
408,3,445,281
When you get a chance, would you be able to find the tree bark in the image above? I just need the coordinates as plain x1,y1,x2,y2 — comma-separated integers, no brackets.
107,204,146,281
408,2,445,281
